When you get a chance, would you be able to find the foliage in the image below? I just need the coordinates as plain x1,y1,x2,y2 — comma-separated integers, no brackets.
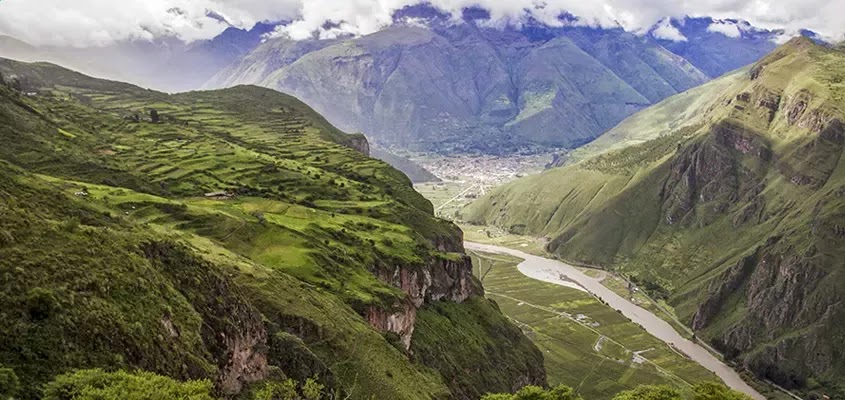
42,369,215,400
411,297,546,399
691,382,751,400
481,384,581,400
0,368,19,400
610,385,681,400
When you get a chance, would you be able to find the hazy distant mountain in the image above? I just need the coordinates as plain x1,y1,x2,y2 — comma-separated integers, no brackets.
207,10,712,153
0,22,278,92
650,17,780,78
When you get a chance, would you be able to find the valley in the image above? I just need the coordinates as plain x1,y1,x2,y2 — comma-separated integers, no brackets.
413,153,553,218
1,2,843,399
466,243,762,400
462,37,845,399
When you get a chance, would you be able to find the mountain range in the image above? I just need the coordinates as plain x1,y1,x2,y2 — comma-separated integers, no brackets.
464,37,845,399
206,10,789,153
1,6,803,155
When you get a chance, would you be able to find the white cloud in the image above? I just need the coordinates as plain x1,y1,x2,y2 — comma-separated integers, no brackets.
0,0,843,46
652,18,688,41
707,21,742,38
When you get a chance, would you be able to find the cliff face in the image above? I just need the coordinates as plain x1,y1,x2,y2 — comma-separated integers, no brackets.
142,241,270,396
367,237,476,349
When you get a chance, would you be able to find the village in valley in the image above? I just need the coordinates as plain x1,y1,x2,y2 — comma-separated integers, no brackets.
411,153,555,219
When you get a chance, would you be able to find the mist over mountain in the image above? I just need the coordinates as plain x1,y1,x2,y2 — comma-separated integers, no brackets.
0,4,822,153
0,22,279,92
205,6,825,154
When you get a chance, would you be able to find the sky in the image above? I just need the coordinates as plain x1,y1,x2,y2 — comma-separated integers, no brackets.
0,0,842,47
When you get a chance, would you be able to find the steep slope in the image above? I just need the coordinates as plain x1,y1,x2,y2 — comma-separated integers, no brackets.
651,17,779,78
0,59,545,399
370,147,440,183
559,68,747,165
207,19,709,153
464,38,845,399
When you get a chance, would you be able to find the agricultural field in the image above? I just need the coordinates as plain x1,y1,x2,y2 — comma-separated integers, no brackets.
0,59,546,399
469,251,718,400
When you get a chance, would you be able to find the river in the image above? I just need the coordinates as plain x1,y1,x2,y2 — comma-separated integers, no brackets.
464,241,765,400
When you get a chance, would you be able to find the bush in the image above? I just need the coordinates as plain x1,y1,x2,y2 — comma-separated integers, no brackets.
0,368,20,400
42,369,215,400
612,385,681,400
26,288,59,321
481,384,580,400
692,382,752,400
252,380,296,400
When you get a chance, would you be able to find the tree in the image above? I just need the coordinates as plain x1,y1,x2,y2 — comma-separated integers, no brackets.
692,382,752,400
612,385,682,400
150,109,160,123
0,368,20,400
43,369,215,400
8,76,22,92
481,385,581,400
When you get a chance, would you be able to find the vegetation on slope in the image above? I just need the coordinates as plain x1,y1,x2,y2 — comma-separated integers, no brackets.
464,37,845,398
467,251,718,400
482,382,750,400
0,58,544,399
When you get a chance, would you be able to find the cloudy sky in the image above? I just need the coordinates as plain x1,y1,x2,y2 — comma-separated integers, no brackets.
0,0,841,46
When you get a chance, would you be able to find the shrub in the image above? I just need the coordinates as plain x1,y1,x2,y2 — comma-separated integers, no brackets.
0,368,20,400
612,385,681,400
252,380,296,400
42,369,215,400
481,384,580,400
26,288,59,321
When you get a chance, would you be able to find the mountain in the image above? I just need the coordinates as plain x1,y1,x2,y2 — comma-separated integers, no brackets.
370,147,441,183
464,38,845,399
650,17,781,78
0,22,278,92
557,67,748,166
0,58,545,399
206,11,712,153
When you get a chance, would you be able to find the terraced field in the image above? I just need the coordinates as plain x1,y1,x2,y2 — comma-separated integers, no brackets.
0,58,545,399
470,250,719,400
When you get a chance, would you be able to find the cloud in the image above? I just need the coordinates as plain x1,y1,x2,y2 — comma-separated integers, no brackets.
0,0,843,46
651,18,688,41
707,21,742,37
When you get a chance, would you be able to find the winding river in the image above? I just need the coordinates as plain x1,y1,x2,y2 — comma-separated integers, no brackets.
464,241,765,400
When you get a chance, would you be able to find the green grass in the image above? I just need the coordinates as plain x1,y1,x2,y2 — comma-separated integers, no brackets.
0,58,545,399
469,251,717,400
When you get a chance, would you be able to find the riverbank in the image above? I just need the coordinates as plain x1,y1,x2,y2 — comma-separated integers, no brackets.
466,241,765,400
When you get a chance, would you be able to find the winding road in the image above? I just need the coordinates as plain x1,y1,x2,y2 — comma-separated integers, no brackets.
465,241,765,400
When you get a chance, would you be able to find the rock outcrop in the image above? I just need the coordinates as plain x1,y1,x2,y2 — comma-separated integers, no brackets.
142,241,269,396
367,234,476,349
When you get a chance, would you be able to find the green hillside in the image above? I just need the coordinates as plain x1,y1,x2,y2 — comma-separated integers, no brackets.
0,58,545,399
464,37,845,399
